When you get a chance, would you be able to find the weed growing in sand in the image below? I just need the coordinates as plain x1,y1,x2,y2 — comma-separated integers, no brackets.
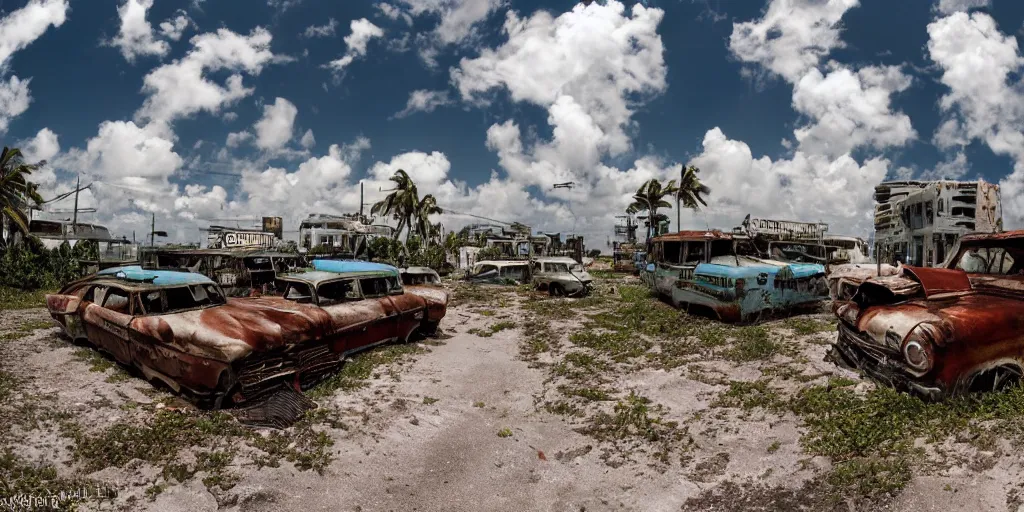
569,329,650,362
72,348,116,373
559,385,612,402
711,380,785,412
583,392,682,444
422,396,439,405
308,343,425,397
497,427,513,438
719,326,787,363
784,317,836,335
469,321,516,338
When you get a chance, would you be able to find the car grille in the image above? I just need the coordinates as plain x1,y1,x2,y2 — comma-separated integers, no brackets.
236,341,343,402
837,322,899,362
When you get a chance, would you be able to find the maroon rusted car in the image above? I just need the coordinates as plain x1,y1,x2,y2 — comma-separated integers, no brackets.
46,265,436,408
829,230,1024,399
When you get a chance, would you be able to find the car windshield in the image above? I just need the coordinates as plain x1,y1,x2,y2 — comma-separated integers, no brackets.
145,284,225,314
955,247,1018,275
404,273,439,285
569,264,584,273
546,263,570,273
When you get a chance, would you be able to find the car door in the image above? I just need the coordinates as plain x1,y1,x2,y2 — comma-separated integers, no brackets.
315,278,378,353
384,276,423,341
351,276,399,352
46,284,90,340
81,285,135,365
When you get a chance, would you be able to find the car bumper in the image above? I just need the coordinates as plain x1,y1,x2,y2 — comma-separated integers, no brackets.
827,322,945,401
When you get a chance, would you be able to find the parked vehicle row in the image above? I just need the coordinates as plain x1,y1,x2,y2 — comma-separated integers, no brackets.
462,257,594,296
45,261,449,409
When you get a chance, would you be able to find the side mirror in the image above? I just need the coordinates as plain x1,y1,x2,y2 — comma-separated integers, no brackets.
645,263,655,272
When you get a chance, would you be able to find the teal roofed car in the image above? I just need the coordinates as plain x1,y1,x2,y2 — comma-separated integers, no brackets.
642,231,829,323
311,259,399,275
96,265,215,286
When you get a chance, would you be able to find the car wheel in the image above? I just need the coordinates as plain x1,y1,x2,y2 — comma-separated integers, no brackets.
422,321,439,337
549,284,564,297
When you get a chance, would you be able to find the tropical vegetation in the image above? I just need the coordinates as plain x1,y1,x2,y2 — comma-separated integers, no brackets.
370,169,445,246
626,165,711,239
0,146,44,244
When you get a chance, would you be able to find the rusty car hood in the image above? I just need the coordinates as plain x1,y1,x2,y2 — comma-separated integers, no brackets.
836,266,1024,351
132,297,332,362
405,285,450,306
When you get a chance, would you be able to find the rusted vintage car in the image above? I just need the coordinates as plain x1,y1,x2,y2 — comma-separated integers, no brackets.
642,231,829,323
400,266,441,286
829,231,1024,398
44,266,348,407
307,259,449,335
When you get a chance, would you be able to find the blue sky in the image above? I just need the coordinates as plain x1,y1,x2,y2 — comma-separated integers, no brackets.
6,0,1024,246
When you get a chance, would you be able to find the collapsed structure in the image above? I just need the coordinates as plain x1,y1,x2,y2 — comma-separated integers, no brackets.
298,213,394,257
873,179,1002,267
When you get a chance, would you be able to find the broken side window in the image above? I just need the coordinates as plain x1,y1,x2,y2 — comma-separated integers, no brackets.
318,279,360,305
663,241,683,264
102,287,131,314
284,282,314,303
684,242,705,265
359,277,390,297
140,290,164,314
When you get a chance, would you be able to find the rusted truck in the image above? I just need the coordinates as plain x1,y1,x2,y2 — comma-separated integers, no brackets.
828,230,1024,399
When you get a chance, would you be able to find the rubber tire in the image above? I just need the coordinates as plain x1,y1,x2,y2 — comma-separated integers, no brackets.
549,284,565,297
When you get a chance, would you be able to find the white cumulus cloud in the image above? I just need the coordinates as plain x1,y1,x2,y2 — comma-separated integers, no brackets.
324,19,384,73
135,27,280,136
253,97,298,151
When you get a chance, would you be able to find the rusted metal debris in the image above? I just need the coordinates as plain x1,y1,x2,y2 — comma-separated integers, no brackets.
828,230,1024,399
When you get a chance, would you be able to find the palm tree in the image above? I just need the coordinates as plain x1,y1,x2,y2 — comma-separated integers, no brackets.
627,178,677,240
414,194,443,247
674,165,711,229
0,147,44,243
371,169,419,243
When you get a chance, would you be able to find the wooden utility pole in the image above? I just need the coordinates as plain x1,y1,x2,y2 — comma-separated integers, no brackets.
72,175,80,231
676,166,681,234
151,212,155,248
360,181,364,219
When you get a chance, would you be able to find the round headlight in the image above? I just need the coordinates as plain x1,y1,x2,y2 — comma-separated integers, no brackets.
904,340,929,371
901,324,939,374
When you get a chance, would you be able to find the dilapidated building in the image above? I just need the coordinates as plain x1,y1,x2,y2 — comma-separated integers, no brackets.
873,179,1002,267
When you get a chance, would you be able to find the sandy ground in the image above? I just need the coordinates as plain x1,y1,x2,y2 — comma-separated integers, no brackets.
1,278,1022,511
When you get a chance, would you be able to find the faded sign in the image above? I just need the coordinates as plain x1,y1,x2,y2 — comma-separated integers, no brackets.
262,217,283,239
747,217,828,239
224,232,275,248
